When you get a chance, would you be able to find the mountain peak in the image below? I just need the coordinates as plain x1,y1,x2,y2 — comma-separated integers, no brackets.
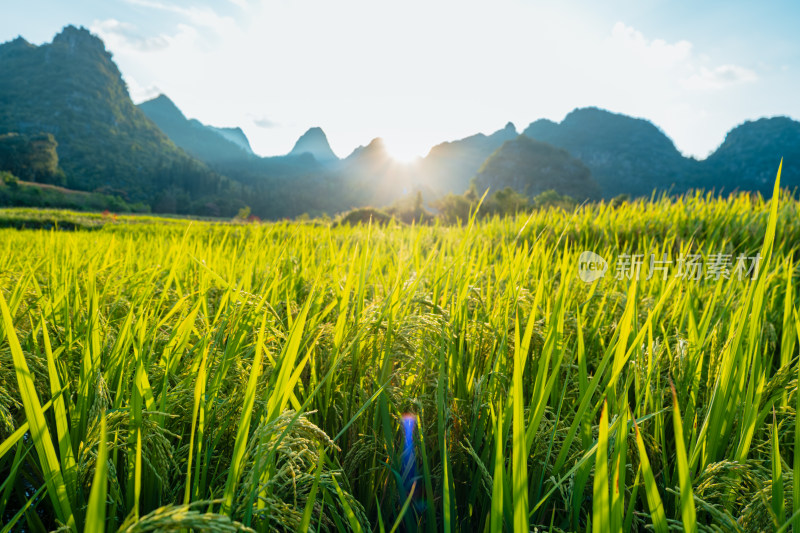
0,36,36,58
522,106,688,198
559,107,672,140
150,93,176,106
490,122,518,141
138,93,255,161
344,137,391,162
53,25,106,54
703,115,800,194
365,137,385,150
139,94,186,121
6,36,33,49
474,135,600,200
289,127,338,162
209,126,254,155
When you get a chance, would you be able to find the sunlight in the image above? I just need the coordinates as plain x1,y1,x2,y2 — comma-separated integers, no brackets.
384,139,424,164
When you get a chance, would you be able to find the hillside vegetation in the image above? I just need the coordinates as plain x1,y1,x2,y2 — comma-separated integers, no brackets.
0,27,246,216
473,135,601,201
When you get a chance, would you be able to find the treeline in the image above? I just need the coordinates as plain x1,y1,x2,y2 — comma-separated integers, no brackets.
205,156,372,219
334,187,581,226
0,134,151,212
0,172,150,212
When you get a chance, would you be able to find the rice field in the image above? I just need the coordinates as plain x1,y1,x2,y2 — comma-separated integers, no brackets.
1,169,799,532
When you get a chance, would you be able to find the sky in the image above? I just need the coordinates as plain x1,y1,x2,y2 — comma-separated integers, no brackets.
2,0,799,161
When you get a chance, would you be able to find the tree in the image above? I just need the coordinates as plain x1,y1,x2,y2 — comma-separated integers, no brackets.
0,132,64,185
489,187,529,215
0,170,18,188
532,189,576,210
235,205,251,221
434,193,473,224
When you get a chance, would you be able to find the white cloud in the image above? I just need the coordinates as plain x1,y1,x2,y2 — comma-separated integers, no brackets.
610,22,693,68
122,0,238,35
126,79,161,103
225,0,250,10
252,116,278,129
91,19,168,51
608,21,757,91
683,65,758,90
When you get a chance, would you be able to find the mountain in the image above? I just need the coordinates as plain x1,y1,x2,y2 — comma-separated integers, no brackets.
419,122,518,194
473,136,601,201
335,137,413,205
523,108,694,198
289,127,338,162
0,26,244,214
0,36,36,59
344,137,391,165
138,94,254,163
701,117,800,195
4,25,795,218
209,126,253,154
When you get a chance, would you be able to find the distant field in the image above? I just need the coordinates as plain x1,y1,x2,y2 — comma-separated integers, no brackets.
1,173,799,532
0,207,228,230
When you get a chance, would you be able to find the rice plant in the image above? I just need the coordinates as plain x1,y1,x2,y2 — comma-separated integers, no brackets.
1,166,799,531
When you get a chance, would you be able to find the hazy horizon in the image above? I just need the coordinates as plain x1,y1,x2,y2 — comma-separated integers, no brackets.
2,0,799,162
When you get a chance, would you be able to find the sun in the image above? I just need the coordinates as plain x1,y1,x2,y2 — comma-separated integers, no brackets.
384,140,424,164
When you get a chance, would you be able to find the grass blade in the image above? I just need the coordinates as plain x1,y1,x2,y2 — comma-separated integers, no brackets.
221,312,267,516
512,313,529,533
85,413,108,533
592,401,610,533
491,404,505,533
671,381,697,533
773,410,786,525
0,292,75,531
300,447,325,532
633,418,668,533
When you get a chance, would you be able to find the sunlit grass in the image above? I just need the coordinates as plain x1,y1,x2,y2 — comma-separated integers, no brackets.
0,166,798,531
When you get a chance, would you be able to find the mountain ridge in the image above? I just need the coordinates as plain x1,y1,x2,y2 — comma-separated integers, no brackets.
0,25,245,215
138,94,255,162
473,135,601,200
289,127,338,162
523,107,695,198
417,122,519,195
700,116,800,195
1,26,797,218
